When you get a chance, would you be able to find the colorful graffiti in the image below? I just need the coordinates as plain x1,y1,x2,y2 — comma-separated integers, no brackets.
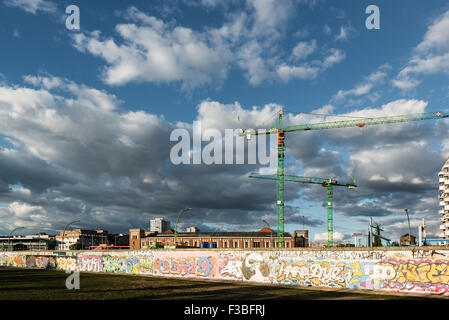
379,259,449,294
220,257,243,280
139,258,153,275
274,259,350,287
102,256,126,273
2,249,449,296
6,255,26,267
25,256,56,269
78,255,103,272
126,257,140,274
154,254,218,278
56,257,77,271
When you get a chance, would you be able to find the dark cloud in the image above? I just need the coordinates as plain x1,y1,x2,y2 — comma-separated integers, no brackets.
0,77,446,241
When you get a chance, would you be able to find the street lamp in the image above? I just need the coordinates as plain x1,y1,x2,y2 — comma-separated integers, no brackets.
262,219,273,247
175,208,192,245
404,209,412,245
8,227,25,251
61,220,80,250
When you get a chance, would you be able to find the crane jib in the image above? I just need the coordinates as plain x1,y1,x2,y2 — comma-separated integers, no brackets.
239,112,448,136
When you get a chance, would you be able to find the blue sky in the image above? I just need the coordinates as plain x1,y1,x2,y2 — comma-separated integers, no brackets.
1,0,449,243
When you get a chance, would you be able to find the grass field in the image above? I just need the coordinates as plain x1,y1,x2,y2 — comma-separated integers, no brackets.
0,267,442,300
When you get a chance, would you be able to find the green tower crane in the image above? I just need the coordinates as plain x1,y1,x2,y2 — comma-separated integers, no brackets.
240,110,449,248
248,173,356,247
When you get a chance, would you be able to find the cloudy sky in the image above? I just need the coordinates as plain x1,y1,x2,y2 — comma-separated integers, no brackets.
1,0,449,243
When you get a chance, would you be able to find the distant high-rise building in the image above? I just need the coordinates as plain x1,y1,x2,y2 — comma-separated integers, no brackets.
186,226,200,233
150,218,171,233
438,159,449,239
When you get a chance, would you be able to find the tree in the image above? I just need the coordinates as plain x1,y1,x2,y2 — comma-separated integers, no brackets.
69,243,83,250
373,225,383,247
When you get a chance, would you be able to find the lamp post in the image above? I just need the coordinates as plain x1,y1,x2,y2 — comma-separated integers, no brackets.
175,208,192,245
262,219,273,247
404,209,412,245
8,227,25,251
61,220,80,250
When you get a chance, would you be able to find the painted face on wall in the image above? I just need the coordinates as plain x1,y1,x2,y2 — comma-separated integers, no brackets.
241,253,270,282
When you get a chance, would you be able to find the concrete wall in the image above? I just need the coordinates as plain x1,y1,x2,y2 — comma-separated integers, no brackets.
2,247,449,296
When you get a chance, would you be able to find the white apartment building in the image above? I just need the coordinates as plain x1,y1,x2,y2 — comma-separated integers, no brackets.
150,218,171,233
56,229,109,250
438,159,449,239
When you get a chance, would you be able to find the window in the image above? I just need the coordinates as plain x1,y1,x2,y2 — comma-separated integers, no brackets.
132,235,138,240
265,241,270,248
234,241,238,248
253,241,260,248
244,241,249,248
223,241,228,248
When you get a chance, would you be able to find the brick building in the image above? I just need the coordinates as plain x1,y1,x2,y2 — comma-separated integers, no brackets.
129,227,309,249
400,233,416,246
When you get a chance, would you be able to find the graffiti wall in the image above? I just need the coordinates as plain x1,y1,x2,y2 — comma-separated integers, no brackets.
1,248,449,296
153,252,218,279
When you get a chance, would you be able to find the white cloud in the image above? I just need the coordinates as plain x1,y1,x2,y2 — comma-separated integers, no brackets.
334,25,351,41
12,28,20,38
321,48,346,70
73,7,230,89
291,40,316,60
276,64,319,82
72,5,346,88
8,201,43,217
333,64,390,102
393,9,449,90
314,231,344,242
3,0,57,15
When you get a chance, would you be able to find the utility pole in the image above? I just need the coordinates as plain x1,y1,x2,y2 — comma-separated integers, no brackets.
175,208,192,245
8,227,25,251
369,217,373,247
404,208,412,245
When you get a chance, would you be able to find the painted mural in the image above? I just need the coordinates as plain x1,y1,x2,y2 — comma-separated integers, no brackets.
153,252,218,279
56,257,77,271
1,249,449,296
25,256,57,269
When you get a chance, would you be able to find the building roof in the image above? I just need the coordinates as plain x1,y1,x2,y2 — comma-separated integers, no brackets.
258,227,275,233
400,233,416,238
145,231,291,238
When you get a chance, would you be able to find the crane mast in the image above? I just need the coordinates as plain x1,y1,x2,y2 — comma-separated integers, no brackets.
249,173,356,247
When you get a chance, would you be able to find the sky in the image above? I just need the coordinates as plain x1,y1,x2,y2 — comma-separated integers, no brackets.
1,0,449,244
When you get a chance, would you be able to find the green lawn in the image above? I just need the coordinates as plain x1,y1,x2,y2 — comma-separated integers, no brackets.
0,267,441,300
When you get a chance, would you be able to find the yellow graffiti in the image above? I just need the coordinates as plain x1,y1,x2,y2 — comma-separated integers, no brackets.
275,260,347,287
384,261,449,285
350,261,363,284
